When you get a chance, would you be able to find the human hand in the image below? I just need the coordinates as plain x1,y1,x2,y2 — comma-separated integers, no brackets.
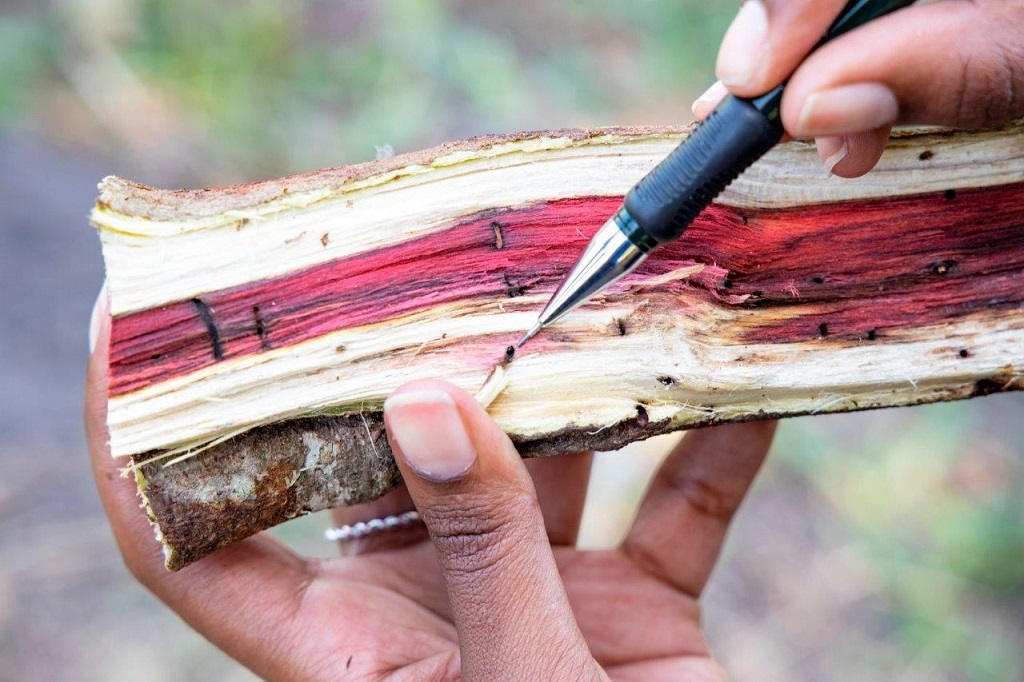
87,302,775,680
692,0,1024,177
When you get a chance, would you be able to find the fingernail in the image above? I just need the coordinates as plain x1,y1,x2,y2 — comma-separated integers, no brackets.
820,136,850,176
89,280,108,354
796,83,899,137
384,390,477,482
691,81,729,117
716,0,769,88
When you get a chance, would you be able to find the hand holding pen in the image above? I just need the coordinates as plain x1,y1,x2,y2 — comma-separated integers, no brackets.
697,0,1024,178
519,0,1024,345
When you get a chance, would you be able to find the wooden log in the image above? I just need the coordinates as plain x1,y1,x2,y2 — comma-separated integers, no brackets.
92,123,1024,569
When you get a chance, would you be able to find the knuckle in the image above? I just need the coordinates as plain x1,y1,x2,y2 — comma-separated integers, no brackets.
120,551,147,585
115,541,155,588
664,469,737,524
423,490,531,577
950,13,1024,127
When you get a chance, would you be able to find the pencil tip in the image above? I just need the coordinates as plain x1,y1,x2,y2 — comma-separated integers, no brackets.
515,322,542,350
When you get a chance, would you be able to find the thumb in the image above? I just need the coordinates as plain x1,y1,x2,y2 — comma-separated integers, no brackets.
383,380,596,680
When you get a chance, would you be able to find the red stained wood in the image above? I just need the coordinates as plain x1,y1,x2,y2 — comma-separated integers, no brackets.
109,183,1024,396
702,184,1024,344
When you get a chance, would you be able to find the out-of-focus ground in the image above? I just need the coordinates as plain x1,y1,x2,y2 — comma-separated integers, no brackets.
1,2,1022,680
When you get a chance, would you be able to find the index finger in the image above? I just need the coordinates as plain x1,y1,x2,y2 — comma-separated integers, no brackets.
716,0,851,95
622,421,777,597
86,296,320,677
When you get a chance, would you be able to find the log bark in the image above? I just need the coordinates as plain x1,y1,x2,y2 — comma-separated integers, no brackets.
91,123,1024,569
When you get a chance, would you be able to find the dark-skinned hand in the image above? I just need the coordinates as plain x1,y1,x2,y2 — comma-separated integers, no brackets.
693,0,1024,177
88,296,774,680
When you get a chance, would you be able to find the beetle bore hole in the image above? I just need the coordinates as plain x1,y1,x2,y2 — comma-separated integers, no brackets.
636,404,650,427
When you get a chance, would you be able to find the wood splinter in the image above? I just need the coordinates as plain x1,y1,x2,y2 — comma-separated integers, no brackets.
91,122,1024,569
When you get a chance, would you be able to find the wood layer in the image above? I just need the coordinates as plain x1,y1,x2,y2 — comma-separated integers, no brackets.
110,184,1024,395
92,123,1024,569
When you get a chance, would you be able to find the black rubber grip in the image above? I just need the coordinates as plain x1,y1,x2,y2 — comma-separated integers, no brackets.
624,95,783,245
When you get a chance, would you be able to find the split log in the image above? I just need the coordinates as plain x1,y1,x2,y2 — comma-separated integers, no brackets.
92,123,1024,569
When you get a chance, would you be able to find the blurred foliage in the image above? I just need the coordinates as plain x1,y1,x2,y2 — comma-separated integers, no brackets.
0,14,53,116
774,403,1024,681
0,0,731,180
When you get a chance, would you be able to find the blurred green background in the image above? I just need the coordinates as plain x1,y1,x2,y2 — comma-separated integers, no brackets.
1,1,1022,680
0,0,727,182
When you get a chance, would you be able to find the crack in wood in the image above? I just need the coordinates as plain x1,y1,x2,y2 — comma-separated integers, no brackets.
253,306,270,351
190,298,224,361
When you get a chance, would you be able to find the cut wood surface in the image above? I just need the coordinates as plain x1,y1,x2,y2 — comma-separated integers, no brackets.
92,123,1024,569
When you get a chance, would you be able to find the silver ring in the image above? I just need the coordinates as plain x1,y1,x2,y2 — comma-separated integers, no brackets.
325,511,424,542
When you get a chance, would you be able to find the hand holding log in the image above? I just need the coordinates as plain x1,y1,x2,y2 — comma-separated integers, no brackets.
87,304,775,679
